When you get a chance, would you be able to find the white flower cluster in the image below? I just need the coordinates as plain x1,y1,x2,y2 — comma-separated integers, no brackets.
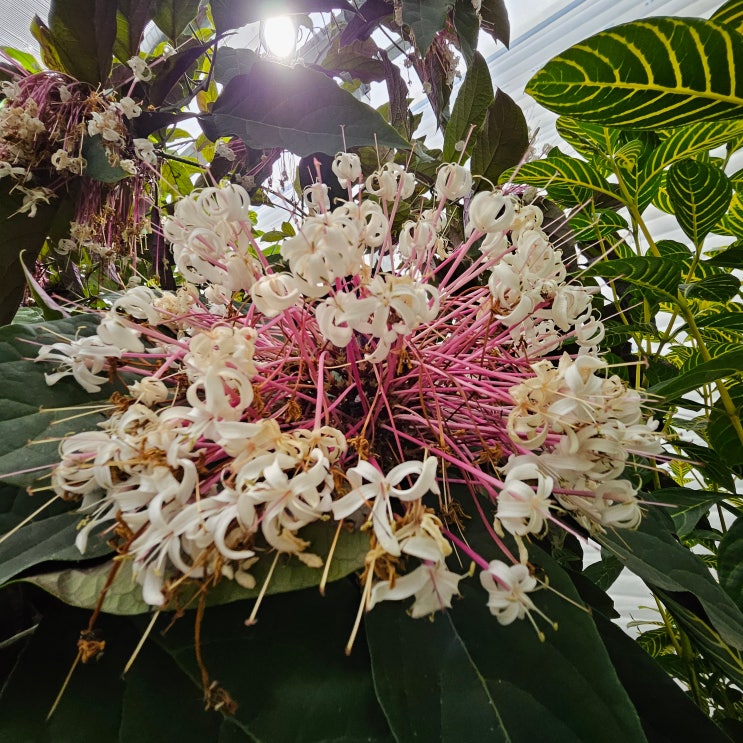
36,162,661,628
46,309,349,604
502,354,661,535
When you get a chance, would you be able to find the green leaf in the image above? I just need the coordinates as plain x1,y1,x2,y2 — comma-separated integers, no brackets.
442,51,493,162
201,61,408,156
583,553,624,591
598,508,743,650
658,589,743,690
683,273,741,302
452,0,479,67
554,117,618,159
711,0,743,33
470,90,529,187
706,241,743,266
0,46,41,73
114,0,158,62
0,512,112,586
402,0,453,56
0,604,132,742
367,548,646,742
212,47,259,87
0,181,66,325
569,209,628,242
714,189,743,236
365,602,505,741
636,120,743,211
594,613,733,743
666,159,733,244
27,522,368,614
500,149,615,206
583,256,682,302
479,0,509,47
45,0,118,84
647,487,731,539
0,315,110,489
672,441,736,492
152,0,200,42
321,37,387,84
154,584,393,741
649,347,743,400
708,383,743,466
719,516,743,611
527,18,743,129
82,134,130,183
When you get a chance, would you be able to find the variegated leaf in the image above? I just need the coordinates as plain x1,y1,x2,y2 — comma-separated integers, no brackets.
527,18,743,129
666,159,733,244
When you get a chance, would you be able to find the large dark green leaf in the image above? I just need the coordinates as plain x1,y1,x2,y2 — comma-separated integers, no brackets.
0,315,109,489
527,18,743,129
667,159,733,244
647,487,731,539
452,0,479,67
594,613,733,743
0,513,112,586
200,61,408,156
26,522,368,615
402,0,454,56
658,590,743,690
469,89,528,187
479,0,509,47
45,0,118,84
598,508,743,650
154,583,393,742
212,47,259,87
368,544,646,742
151,0,200,42
719,516,743,612
0,601,252,742
0,182,68,326
500,149,615,205
442,51,493,162
114,0,157,62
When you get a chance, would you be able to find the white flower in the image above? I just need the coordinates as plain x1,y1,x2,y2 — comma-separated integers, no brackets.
87,107,123,143
332,152,361,188
466,191,516,234
497,458,554,536
134,138,158,166
117,96,142,119
332,458,439,556
369,561,464,618
250,273,301,316
365,163,415,201
37,335,122,392
128,376,169,405
119,158,137,175
480,560,538,625
215,140,236,161
127,56,153,82
303,182,330,212
435,163,472,201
